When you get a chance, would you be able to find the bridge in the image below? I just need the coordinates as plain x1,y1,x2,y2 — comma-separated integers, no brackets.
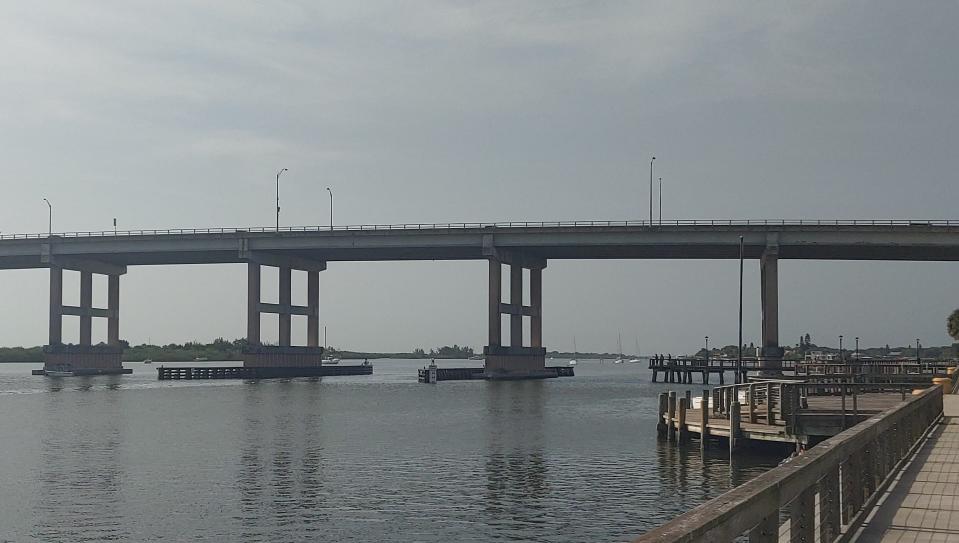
2,219,957,376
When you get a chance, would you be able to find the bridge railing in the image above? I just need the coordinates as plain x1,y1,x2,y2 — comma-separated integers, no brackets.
636,385,943,543
1,219,957,240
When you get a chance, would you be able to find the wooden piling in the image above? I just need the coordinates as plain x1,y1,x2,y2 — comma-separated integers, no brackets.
677,398,689,444
657,392,668,437
701,389,710,450
667,391,677,442
729,401,741,455
748,383,757,424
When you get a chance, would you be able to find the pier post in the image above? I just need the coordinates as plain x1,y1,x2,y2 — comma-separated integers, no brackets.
765,382,774,424
667,391,677,442
748,383,757,424
789,486,815,543
701,389,709,450
657,392,668,437
677,398,688,444
729,401,741,454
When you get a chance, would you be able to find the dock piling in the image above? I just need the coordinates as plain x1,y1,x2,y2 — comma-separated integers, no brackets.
701,389,709,450
657,392,668,437
667,391,677,442
748,383,757,424
677,398,689,444
729,401,741,455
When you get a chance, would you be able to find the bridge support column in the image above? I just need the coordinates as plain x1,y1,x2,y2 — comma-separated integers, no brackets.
40,257,128,376
483,252,552,380
243,254,326,367
760,238,783,375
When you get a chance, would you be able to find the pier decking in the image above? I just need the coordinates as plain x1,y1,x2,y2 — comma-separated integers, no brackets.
156,364,373,380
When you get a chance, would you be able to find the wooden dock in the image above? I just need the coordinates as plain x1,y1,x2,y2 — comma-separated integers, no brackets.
156,364,373,380
658,381,918,447
417,365,574,383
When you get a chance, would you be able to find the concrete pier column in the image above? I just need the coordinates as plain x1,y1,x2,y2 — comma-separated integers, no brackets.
247,262,261,345
760,242,782,373
307,271,319,348
107,274,120,346
79,270,93,346
278,266,292,347
509,263,522,347
530,267,542,348
49,266,63,345
488,259,501,347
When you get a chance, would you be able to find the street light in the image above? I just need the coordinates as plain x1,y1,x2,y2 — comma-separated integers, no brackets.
855,336,859,360
704,335,709,361
42,198,51,237
326,187,333,230
916,338,921,363
113,217,117,235
275,168,288,231
737,235,743,383
838,335,843,362
649,156,656,224
658,177,663,225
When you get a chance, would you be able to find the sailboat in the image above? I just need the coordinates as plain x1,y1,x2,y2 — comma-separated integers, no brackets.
628,337,642,363
613,333,624,364
568,336,578,366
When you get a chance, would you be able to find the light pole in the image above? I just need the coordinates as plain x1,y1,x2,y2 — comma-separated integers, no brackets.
704,335,709,361
916,338,921,363
113,217,117,235
737,235,743,383
42,198,52,237
855,336,859,360
275,168,288,231
326,187,333,230
658,177,663,224
649,156,656,224
838,335,843,362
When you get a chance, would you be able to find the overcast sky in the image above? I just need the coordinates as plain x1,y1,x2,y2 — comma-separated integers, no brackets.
1,2,957,354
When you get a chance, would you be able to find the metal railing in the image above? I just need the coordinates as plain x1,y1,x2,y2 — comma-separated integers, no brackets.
637,385,944,542
0,219,956,240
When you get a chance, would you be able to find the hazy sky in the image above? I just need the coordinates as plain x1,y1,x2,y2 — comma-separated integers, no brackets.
1,2,957,354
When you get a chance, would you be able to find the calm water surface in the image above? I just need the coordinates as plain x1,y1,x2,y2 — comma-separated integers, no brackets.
0,360,784,542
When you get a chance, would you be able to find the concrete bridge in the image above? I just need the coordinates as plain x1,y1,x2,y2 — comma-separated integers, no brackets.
2,219,957,376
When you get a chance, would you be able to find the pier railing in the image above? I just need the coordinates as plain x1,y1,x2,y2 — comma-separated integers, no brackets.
637,385,943,543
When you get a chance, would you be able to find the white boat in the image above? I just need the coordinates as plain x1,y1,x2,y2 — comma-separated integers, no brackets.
46,370,74,377
143,359,153,364
568,336,578,366
323,357,340,365
614,333,624,363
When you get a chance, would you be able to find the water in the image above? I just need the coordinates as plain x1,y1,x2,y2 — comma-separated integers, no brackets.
0,360,784,542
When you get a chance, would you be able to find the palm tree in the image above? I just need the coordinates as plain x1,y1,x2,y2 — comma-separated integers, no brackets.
948,309,959,341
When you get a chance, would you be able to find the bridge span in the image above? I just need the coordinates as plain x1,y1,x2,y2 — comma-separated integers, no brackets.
1,219,956,377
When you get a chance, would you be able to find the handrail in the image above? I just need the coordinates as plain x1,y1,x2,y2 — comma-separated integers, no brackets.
636,385,944,542
1,219,957,240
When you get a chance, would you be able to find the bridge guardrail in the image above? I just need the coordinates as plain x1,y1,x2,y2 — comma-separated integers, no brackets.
1,219,957,241
635,385,943,543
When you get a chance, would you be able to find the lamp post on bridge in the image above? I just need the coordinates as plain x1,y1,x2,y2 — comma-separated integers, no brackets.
658,177,663,225
838,335,843,363
704,335,709,363
649,156,656,224
737,235,743,383
916,338,921,364
276,168,288,231
855,336,859,361
42,198,52,237
326,187,333,230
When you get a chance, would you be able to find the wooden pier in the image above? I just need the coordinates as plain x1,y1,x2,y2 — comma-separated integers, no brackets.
156,364,373,380
649,355,956,384
418,365,574,383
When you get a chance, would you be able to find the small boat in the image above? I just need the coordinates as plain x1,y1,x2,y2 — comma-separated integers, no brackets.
143,359,153,364
568,359,577,366
568,335,578,366
613,333,625,363
46,370,74,377
323,357,340,365
193,357,208,362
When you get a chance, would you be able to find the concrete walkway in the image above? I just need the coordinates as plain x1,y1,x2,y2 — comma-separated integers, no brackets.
853,395,959,542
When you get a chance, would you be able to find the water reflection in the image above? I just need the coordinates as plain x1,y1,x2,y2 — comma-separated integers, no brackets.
33,383,128,542
484,380,549,530
238,379,328,539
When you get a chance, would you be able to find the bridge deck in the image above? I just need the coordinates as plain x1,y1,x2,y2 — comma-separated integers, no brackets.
852,395,959,542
